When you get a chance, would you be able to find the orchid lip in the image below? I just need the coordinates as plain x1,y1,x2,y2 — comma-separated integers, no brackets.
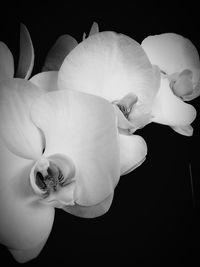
30,155,76,200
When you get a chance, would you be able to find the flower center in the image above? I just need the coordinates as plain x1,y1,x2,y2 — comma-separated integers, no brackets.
113,93,138,120
35,161,66,194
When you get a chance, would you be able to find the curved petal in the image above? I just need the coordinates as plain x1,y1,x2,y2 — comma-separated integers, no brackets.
9,238,47,263
29,154,76,208
0,78,44,159
171,125,193,136
58,32,159,108
141,33,200,79
63,193,114,218
119,134,147,175
0,42,14,80
141,33,200,101
31,89,120,206
0,138,54,254
15,24,34,80
42,35,78,71
89,21,99,36
151,78,196,127
30,71,58,92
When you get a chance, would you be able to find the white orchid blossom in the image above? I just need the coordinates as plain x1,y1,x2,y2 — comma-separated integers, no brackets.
141,33,199,136
43,23,196,137
0,23,148,263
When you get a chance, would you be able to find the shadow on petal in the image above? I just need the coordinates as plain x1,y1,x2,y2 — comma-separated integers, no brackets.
0,42,14,80
42,35,78,71
63,193,114,218
30,71,58,92
119,134,147,176
15,24,34,80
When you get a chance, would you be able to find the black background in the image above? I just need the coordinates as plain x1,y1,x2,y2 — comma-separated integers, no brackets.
0,3,199,266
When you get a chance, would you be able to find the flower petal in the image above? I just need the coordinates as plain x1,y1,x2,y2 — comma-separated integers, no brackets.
141,33,200,79
63,193,114,218
141,33,200,99
15,24,34,80
58,32,159,107
0,42,14,80
31,89,120,206
119,134,147,175
30,71,58,92
0,139,54,255
30,154,76,208
0,78,44,159
9,239,47,263
88,21,99,36
151,78,196,127
42,35,78,71
171,125,193,136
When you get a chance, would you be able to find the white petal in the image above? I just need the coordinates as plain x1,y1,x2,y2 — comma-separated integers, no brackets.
0,139,54,253
119,134,147,175
151,78,196,126
0,42,14,80
31,89,120,206
9,239,47,263
88,21,99,36
15,24,34,80
42,35,78,71
63,193,114,218
141,33,200,86
30,71,58,92
0,78,44,159
58,32,159,108
171,125,193,136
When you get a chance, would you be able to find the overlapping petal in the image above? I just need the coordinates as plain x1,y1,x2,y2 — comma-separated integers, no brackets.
0,78,45,159
141,33,200,100
31,89,120,206
63,193,114,218
119,134,147,175
0,42,14,80
0,138,54,261
151,78,196,127
58,31,159,104
15,24,34,80
42,35,78,71
30,71,58,92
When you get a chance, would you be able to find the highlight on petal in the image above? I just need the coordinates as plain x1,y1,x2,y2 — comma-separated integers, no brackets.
0,138,54,257
30,71,58,92
58,31,159,111
119,134,147,175
151,78,196,127
30,154,76,208
141,33,200,100
0,78,44,159
0,42,14,80
42,35,78,71
15,24,34,80
88,21,99,36
63,193,114,218
31,89,120,207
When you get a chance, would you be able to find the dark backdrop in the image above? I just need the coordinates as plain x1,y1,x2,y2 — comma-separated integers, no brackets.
0,3,199,266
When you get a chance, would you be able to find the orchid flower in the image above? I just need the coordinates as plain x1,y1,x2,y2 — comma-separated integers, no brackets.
141,33,199,136
0,23,148,263
47,23,197,137
35,22,148,174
